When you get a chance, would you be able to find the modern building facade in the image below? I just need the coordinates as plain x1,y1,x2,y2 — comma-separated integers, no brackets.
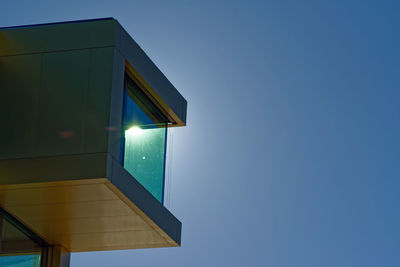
0,18,187,267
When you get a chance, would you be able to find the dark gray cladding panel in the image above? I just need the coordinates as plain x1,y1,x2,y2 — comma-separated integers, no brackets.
0,47,115,160
116,23,187,125
85,47,116,153
36,50,90,156
0,18,187,126
0,54,42,158
0,19,118,56
0,153,108,185
108,49,125,161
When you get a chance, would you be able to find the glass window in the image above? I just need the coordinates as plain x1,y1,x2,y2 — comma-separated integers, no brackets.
121,75,168,203
0,211,43,267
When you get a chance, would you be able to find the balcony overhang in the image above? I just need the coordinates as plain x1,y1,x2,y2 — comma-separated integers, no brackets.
0,18,186,252
0,154,181,252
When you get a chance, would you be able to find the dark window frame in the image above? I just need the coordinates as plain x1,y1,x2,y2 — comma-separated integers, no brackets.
0,208,48,266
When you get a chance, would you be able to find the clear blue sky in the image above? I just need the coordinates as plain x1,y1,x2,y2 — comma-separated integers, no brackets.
2,1,400,266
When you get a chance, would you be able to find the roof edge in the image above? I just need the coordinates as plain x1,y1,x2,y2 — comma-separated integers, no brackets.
0,17,114,30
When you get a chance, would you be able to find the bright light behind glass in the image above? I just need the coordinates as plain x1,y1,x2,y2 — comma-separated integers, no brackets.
125,126,144,136
124,126,167,203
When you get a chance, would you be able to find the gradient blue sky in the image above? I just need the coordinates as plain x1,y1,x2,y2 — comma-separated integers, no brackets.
2,1,400,266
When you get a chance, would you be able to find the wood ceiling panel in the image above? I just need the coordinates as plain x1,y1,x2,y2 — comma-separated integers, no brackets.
58,230,168,252
0,183,118,206
0,178,178,251
22,215,151,236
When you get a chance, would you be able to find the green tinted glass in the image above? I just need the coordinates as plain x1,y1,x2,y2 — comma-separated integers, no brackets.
124,127,167,202
0,215,42,267
122,76,168,203
0,255,41,267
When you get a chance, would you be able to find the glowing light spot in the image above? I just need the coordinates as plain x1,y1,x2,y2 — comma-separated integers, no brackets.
142,156,146,160
125,126,144,136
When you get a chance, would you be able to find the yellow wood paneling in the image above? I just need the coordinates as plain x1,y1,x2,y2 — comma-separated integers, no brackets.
8,199,134,221
0,183,118,206
0,178,178,252
24,216,151,236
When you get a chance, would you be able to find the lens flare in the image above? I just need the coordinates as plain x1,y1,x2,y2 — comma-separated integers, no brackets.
125,126,144,136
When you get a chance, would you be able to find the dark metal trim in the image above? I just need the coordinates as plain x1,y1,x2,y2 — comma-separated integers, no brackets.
161,127,168,205
0,17,114,30
0,208,48,248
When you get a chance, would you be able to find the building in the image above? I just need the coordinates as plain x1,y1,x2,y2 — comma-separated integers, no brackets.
0,18,187,267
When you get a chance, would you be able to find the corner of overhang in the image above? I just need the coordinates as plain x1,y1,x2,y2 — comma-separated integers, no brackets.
106,155,182,246
113,21,188,128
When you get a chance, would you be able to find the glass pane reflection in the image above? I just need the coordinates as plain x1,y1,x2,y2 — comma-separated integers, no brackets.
0,215,42,267
0,254,41,267
122,76,168,203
